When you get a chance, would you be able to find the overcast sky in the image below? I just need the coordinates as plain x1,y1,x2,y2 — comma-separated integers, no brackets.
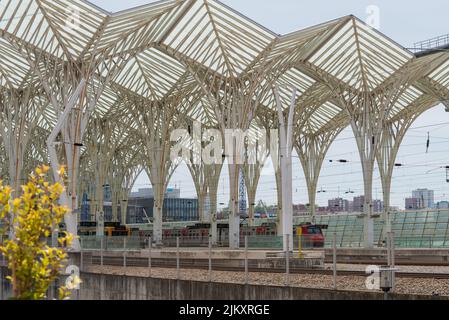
90,0,449,209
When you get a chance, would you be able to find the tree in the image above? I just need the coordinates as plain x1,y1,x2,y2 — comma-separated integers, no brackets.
0,166,75,300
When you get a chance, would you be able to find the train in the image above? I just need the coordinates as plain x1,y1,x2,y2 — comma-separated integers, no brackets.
78,221,131,237
135,222,327,248
78,221,327,248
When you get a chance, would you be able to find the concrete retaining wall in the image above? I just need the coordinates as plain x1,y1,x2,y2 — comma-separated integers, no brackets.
1,266,447,300
78,272,446,300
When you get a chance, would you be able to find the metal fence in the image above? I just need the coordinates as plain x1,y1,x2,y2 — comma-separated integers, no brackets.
79,234,324,251
78,235,322,289
296,210,449,249
125,210,449,249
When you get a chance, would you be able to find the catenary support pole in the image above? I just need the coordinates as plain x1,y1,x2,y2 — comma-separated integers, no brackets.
148,237,152,278
100,236,104,267
208,237,212,282
285,234,290,286
176,237,180,280
245,236,249,285
333,232,337,290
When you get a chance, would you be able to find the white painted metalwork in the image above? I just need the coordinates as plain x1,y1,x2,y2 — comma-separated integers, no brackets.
0,0,449,250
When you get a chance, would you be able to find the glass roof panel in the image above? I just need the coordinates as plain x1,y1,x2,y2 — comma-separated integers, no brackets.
1,0,66,58
429,59,449,89
388,85,423,119
114,47,187,101
36,0,107,58
95,0,188,56
163,0,275,77
309,18,412,91
0,38,31,88
261,68,316,110
307,101,342,133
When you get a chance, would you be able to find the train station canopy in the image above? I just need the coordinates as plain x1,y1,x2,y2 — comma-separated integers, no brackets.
1,0,449,139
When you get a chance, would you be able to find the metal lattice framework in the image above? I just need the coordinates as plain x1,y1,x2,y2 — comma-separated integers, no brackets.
1,0,449,249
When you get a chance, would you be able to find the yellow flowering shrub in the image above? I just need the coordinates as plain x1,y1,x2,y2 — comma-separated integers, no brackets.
0,165,75,300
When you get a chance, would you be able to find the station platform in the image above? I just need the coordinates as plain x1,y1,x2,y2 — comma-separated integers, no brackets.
85,248,325,269
324,248,449,266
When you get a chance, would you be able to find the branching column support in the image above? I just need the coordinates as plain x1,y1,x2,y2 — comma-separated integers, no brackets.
126,96,182,245
322,51,444,247
169,29,302,248
47,80,85,251
243,164,261,228
23,127,50,180
243,128,270,228
377,121,407,239
26,49,129,250
377,100,434,239
184,121,224,242
185,121,209,223
108,140,143,225
0,88,30,192
0,85,45,238
184,74,272,249
0,140,8,180
188,165,208,223
120,165,143,225
85,118,119,235
107,132,144,224
339,86,408,248
255,111,281,233
295,128,344,219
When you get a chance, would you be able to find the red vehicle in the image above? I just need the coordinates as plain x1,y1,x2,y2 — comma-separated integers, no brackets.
294,223,327,248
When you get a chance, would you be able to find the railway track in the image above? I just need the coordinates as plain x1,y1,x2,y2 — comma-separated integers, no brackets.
86,255,449,280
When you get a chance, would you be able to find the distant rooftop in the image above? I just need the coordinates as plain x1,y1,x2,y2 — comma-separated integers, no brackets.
130,188,181,199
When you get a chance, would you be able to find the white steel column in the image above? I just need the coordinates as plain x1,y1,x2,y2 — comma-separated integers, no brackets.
47,80,85,251
205,164,223,245
276,86,296,252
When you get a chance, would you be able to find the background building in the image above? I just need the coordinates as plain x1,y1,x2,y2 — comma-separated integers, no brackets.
348,196,383,213
328,198,350,213
436,201,449,209
125,188,198,224
352,196,365,213
83,187,199,224
412,189,435,209
130,188,181,199
405,197,424,210
373,200,384,213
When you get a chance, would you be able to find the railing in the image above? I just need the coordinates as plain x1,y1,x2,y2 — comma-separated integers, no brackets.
394,236,448,249
413,34,449,52
81,236,146,251
79,234,449,251
79,235,324,251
